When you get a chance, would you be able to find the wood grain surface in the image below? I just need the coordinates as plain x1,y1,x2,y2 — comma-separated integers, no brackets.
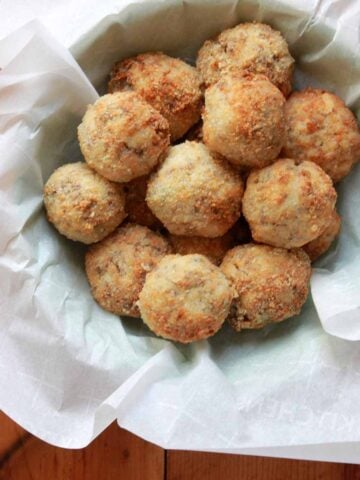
0,412,359,480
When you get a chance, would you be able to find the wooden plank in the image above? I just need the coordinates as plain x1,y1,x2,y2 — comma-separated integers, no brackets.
167,451,351,480
0,421,164,480
2,411,360,480
344,465,360,480
0,412,27,457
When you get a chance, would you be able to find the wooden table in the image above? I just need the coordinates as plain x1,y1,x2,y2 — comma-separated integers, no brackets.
0,411,359,479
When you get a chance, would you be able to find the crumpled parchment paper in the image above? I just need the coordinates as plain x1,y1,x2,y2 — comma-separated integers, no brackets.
0,0,360,463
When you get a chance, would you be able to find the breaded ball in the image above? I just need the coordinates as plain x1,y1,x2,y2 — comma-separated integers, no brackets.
221,244,311,331
197,22,294,96
138,254,233,343
78,92,170,183
146,141,244,237
282,89,360,182
303,210,341,262
169,232,234,265
108,52,202,142
124,176,162,228
243,159,337,248
85,224,171,317
203,74,285,168
44,162,126,244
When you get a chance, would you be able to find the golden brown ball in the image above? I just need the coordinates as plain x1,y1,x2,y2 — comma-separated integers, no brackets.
85,224,171,317
108,52,202,141
78,92,169,183
203,74,285,168
44,162,126,244
282,89,360,182
146,141,244,237
196,22,294,96
303,210,341,262
243,159,337,248
169,232,234,265
221,244,311,331
138,254,233,343
124,176,162,229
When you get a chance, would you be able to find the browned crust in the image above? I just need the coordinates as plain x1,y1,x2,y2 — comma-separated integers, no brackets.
138,254,233,343
303,210,341,261
282,88,360,182
196,22,294,96
243,159,337,248
85,224,171,317
221,244,311,331
43,162,127,244
108,52,203,141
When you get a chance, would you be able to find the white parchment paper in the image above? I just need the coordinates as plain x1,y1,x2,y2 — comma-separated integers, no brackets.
1,0,360,462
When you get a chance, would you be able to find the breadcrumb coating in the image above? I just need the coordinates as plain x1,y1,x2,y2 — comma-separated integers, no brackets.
138,254,233,343
221,244,311,331
109,52,202,141
146,141,244,237
78,92,170,183
197,22,294,96
85,224,171,317
203,74,285,168
303,210,341,261
283,88,360,182
243,158,337,248
44,162,126,244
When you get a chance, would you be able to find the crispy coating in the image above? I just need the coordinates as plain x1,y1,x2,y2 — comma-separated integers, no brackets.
197,22,294,96
138,254,233,343
124,176,162,228
169,232,234,265
283,89,360,183
221,244,311,331
243,159,337,248
44,162,126,244
203,74,285,168
108,52,203,142
303,210,341,262
85,224,172,317
78,92,170,183
146,141,244,237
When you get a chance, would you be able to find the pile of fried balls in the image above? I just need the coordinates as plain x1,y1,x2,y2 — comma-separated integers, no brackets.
44,22,360,343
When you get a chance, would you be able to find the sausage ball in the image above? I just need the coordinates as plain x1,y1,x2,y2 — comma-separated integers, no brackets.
44,162,126,244
169,232,234,265
221,244,311,331
303,210,341,262
243,159,337,248
85,224,171,317
197,22,294,96
138,254,233,343
124,176,162,229
78,92,170,183
108,52,202,142
203,74,285,168
283,89,360,182
146,141,244,237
